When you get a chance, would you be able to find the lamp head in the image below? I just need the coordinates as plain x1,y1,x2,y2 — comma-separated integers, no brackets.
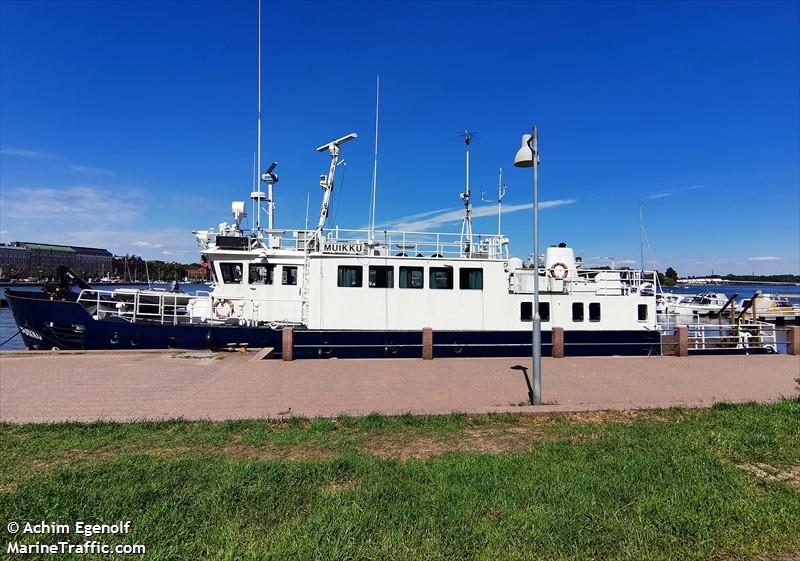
514,134,538,168
513,133,534,168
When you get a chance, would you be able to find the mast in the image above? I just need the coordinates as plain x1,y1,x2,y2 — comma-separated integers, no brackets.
250,0,267,233
482,167,507,236
369,75,380,242
313,133,358,239
459,131,474,255
639,202,644,271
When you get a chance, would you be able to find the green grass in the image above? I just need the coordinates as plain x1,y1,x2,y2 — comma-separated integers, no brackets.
1,402,799,560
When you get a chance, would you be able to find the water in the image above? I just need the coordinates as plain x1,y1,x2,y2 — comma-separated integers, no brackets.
1,283,797,352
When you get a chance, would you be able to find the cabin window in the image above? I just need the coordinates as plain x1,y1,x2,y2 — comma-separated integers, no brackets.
589,302,601,322
282,266,298,286
220,263,243,284
637,304,648,321
521,302,550,322
572,302,584,322
459,268,483,290
249,264,273,285
399,266,424,289
429,267,453,289
337,265,363,287
369,266,394,288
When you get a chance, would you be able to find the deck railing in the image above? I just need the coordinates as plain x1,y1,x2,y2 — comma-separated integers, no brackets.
283,228,509,260
77,289,302,327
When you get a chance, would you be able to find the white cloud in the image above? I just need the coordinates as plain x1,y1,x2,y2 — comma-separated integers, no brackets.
1,147,113,175
1,186,139,225
748,256,781,261
0,148,56,159
380,199,577,231
646,184,704,200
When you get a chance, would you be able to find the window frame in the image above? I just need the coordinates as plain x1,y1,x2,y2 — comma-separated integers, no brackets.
282,265,298,286
248,263,274,285
220,262,244,284
572,302,585,322
337,265,363,288
368,265,394,288
637,303,648,322
429,267,454,290
589,302,601,322
459,267,484,290
399,266,424,289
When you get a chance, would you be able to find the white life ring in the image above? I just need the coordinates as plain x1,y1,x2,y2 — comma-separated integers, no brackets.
549,262,568,280
213,299,235,319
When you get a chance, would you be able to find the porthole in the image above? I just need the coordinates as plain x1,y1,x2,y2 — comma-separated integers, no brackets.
110,332,120,344
166,337,177,349
130,335,141,346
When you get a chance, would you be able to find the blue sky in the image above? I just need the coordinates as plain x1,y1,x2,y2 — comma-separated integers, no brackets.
1,0,798,275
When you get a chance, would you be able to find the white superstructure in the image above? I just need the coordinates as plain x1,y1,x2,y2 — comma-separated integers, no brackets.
189,133,657,336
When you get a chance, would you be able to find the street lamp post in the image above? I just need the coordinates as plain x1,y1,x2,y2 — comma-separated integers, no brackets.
514,126,541,405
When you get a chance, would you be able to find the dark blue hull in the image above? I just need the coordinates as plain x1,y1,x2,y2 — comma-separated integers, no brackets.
5,289,662,358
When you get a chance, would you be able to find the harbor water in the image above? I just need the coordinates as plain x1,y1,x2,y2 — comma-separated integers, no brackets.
1,283,798,353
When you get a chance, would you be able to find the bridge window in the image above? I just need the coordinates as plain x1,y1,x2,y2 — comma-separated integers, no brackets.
337,265,363,287
399,266,424,289
460,268,483,290
521,302,550,321
429,267,453,289
249,264,273,285
638,304,648,321
369,266,394,288
589,302,601,322
220,263,243,284
572,302,584,322
282,266,298,286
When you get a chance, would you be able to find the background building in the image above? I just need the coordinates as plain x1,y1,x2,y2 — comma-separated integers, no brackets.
0,244,31,277
0,242,112,278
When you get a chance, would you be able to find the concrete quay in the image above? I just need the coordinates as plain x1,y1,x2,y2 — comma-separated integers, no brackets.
0,351,798,423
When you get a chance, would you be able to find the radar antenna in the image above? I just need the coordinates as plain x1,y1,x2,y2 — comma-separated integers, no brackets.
313,133,358,242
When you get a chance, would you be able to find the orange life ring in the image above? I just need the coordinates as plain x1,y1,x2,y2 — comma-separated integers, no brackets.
549,262,568,280
213,299,235,319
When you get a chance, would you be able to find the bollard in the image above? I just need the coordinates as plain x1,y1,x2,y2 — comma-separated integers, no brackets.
788,326,800,356
282,327,294,361
422,327,433,360
552,327,564,358
675,326,688,357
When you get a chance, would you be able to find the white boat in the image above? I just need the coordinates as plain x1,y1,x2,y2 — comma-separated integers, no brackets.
668,292,738,316
656,292,680,314
740,294,800,321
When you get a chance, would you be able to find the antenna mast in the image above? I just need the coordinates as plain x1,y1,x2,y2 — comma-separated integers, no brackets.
250,0,267,234
639,202,644,271
459,130,474,255
369,75,380,242
481,167,507,236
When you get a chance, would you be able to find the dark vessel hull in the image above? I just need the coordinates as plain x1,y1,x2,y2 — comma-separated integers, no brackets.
6,289,662,358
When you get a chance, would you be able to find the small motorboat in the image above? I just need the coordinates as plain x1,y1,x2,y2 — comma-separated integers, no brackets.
740,294,800,321
669,292,739,316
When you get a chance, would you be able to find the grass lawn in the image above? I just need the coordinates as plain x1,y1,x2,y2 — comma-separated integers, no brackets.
1,401,799,560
